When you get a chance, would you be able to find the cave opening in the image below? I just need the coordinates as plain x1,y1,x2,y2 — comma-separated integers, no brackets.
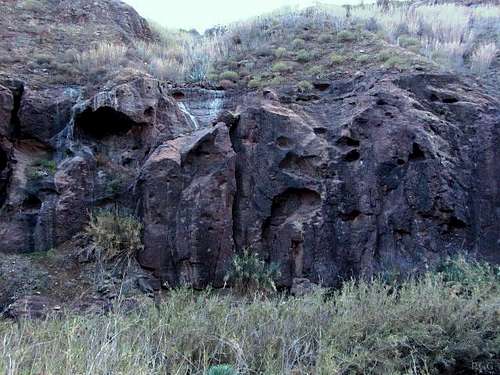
0,148,6,172
75,107,141,140
409,143,425,161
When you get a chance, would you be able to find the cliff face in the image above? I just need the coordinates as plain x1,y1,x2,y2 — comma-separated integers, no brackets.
0,0,498,298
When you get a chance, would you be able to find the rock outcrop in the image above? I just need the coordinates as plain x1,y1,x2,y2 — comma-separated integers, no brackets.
0,1,498,300
0,70,498,290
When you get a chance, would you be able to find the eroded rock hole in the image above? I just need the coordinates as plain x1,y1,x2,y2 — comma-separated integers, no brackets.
409,143,425,161
340,209,361,221
442,97,458,104
265,188,321,228
172,91,185,100
343,149,360,162
22,195,42,211
313,82,331,91
276,136,291,148
313,127,327,135
337,136,360,147
144,107,154,117
447,216,467,231
279,153,318,177
75,107,140,139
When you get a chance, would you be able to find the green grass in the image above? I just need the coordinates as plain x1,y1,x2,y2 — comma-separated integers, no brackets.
271,62,290,73
1,257,498,375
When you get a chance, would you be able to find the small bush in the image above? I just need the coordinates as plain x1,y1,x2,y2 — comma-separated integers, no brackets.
274,47,287,59
85,208,143,263
219,70,239,81
27,159,57,180
292,38,306,50
20,0,45,11
207,365,236,375
384,55,407,68
247,78,261,89
224,249,280,293
329,53,346,65
377,49,393,62
397,35,421,49
437,254,500,290
269,76,286,86
318,33,333,43
337,30,356,42
296,49,311,63
271,62,290,73
297,80,313,93
355,54,370,64
36,159,57,174
307,65,326,78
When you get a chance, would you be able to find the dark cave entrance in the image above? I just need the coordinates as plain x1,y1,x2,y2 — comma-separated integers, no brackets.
75,107,142,140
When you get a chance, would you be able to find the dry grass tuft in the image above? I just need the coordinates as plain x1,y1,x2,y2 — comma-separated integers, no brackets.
85,208,143,263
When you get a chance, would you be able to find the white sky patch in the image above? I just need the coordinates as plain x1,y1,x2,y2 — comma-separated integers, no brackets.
122,0,374,32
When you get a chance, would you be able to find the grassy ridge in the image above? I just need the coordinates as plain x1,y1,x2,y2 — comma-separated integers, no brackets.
1,257,498,374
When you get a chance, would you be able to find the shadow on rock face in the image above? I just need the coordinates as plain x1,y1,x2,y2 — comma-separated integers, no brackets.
0,146,9,207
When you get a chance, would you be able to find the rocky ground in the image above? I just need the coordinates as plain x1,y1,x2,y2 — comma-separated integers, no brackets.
0,0,499,317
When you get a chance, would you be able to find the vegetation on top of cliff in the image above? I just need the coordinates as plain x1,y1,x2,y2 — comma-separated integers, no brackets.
0,256,498,374
67,1,499,89
2,1,497,89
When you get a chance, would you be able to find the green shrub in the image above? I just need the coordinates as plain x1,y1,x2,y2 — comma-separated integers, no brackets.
224,249,280,293
85,208,143,263
337,30,356,42
377,49,393,62
318,33,333,43
329,53,346,65
355,54,370,64
274,47,287,59
297,80,313,93
219,70,239,81
271,62,290,73
20,0,45,11
384,56,407,68
37,159,57,174
296,49,311,63
207,364,236,375
437,254,500,290
247,78,261,89
27,159,57,180
269,76,285,86
307,65,325,77
292,38,306,50
398,35,421,49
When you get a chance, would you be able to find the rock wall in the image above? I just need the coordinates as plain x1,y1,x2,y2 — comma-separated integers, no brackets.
0,72,498,288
